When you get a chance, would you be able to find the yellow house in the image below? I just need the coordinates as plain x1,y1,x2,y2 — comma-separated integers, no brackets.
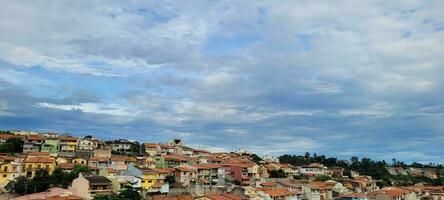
0,157,21,188
144,143,160,156
24,157,56,178
140,170,157,190
59,136,78,152
72,158,87,166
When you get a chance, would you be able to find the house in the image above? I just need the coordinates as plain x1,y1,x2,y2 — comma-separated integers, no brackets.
78,138,96,150
0,156,22,189
110,156,128,171
59,163,75,172
176,146,194,156
256,188,298,200
0,133,22,144
163,154,190,167
24,157,57,178
59,136,78,152
127,163,158,190
88,157,110,170
10,187,83,200
196,193,248,200
175,166,197,187
109,139,135,153
23,134,45,153
302,181,334,200
300,163,326,176
93,148,112,158
41,137,60,154
71,174,112,199
192,163,225,186
222,158,259,186
367,187,417,200
335,193,367,200
153,195,194,200
72,158,88,166
144,143,160,156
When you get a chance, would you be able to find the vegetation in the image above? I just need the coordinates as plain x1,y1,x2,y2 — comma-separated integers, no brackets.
279,153,444,187
0,138,24,153
165,174,175,185
8,165,91,195
250,154,264,164
315,175,331,181
269,169,286,178
93,184,141,200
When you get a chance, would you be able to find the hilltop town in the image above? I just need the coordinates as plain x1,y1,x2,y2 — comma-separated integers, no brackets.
0,130,443,200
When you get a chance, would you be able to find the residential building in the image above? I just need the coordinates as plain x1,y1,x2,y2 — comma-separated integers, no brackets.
88,157,110,170
24,157,57,178
302,181,334,200
335,193,367,200
71,174,112,199
72,158,88,166
0,156,22,189
256,188,299,200
175,166,197,187
10,187,83,200
41,137,59,154
78,139,96,150
300,163,326,176
367,187,417,200
109,156,128,171
59,136,78,152
109,139,134,153
144,143,160,156
23,134,45,153
127,163,158,190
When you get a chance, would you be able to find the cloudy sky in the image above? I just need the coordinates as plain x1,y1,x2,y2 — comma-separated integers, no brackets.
0,1,443,163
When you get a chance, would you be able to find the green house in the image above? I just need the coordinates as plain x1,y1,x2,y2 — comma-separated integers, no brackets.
41,137,59,153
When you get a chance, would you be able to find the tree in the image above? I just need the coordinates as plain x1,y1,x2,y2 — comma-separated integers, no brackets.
93,194,119,200
269,169,286,178
165,175,175,185
250,154,263,164
315,175,331,181
118,185,142,200
0,138,24,153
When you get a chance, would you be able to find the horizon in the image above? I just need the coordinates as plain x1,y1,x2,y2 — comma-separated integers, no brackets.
1,1,443,164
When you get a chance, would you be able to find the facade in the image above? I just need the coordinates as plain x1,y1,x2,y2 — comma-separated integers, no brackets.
302,182,334,200
78,139,96,150
23,135,45,153
41,137,59,154
0,157,22,189
71,174,112,200
300,163,326,176
144,143,160,156
175,166,197,187
24,157,57,178
59,136,78,152
110,139,134,153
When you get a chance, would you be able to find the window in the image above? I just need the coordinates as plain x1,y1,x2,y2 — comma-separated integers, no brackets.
46,165,50,169
2,174,6,177
141,181,145,183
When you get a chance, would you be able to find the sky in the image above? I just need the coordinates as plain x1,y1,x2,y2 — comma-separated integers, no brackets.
0,1,443,163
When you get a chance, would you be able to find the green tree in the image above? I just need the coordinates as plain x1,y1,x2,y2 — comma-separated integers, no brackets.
315,175,331,181
165,175,175,185
118,185,142,200
0,138,23,153
269,169,286,178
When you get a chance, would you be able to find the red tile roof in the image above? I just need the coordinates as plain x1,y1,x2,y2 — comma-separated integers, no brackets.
59,163,75,169
144,143,159,148
26,157,56,163
257,188,296,197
